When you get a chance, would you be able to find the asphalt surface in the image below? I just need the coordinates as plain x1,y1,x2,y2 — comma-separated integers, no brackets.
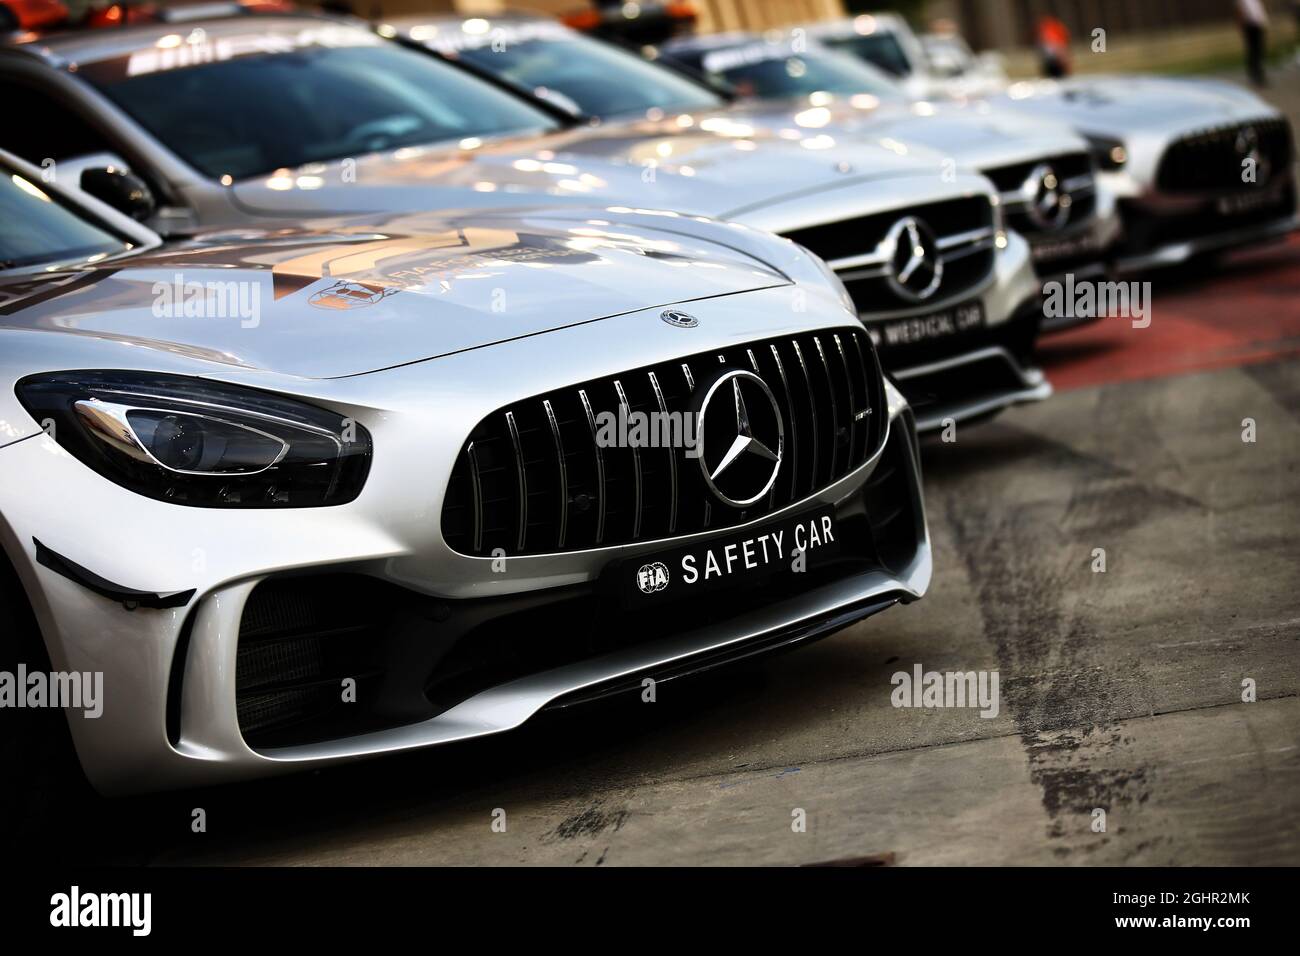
48,72,1300,868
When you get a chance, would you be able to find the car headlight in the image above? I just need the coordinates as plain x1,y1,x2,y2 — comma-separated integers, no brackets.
16,371,372,508
794,243,856,315
1085,134,1127,172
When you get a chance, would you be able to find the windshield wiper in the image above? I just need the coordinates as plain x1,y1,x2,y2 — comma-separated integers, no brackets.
391,37,588,128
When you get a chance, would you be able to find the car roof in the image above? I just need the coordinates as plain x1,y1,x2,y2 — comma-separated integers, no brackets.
381,10,570,44
384,10,549,27
808,12,910,37
660,31,764,54
661,31,848,59
2,11,364,69
382,11,586,59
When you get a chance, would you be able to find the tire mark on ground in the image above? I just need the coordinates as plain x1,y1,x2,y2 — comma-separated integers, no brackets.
542,801,630,844
939,422,1203,858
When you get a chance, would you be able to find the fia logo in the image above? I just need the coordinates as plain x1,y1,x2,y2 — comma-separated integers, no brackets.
636,561,670,595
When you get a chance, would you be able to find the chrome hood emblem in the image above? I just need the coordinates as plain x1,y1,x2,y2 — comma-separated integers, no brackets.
1022,163,1073,231
1235,126,1270,183
883,216,944,302
696,370,784,508
661,309,699,328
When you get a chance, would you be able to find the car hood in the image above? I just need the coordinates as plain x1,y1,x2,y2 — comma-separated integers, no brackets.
723,96,1087,169
228,112,946,223
993,75,1280,138
0,208,789,379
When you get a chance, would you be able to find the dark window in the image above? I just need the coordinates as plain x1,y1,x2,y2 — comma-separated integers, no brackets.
452,36,722,119
821,33,914,77
87,43,561,181
0,78,114,165
699,47,905,100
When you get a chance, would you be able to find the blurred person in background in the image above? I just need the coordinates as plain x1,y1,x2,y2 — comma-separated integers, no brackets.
1291,0,1300,65
1036,14,1071,77
1238,0,1269,86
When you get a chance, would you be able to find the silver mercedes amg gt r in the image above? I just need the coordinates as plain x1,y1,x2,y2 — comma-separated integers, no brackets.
0,148,930,798
0,11,1046,431
805,13,1298,271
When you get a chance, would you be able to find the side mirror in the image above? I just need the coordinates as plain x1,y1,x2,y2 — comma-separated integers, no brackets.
80,166,156,222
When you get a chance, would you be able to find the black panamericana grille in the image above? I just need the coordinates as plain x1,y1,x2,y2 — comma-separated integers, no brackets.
1156,118,1294,193
983,151,1098,235
441,328,888,557
781,195,996,312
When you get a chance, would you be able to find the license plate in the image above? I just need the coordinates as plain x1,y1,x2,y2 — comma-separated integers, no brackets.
605,505,839,609
871,300,985,348
1031,232,1101,262
1216,187,1283,216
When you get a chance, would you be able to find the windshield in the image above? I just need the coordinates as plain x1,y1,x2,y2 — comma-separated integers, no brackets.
695,46,904,100
450,34,723,119
821,32,914,77
0,167,131,270
87,43,560,180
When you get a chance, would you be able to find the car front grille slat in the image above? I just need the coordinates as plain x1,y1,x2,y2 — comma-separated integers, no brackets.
766,342,798,506
578,388,606,546
812,336,840,479
941,237,996,262
833,333,858,466
466,441,485,553
504,411,528,552
612,379,643,541
541,399,568,549
789,340,820,494
646,370,678,535
442,328,887,557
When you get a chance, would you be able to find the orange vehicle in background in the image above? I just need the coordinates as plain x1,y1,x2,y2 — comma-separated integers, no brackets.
0,0,67,31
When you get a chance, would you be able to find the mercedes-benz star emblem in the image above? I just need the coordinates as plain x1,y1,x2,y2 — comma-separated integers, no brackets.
695,370,784,508
1022,163,1072,231
1235,127,1270,183
660,309,699,328
883,216,943,302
